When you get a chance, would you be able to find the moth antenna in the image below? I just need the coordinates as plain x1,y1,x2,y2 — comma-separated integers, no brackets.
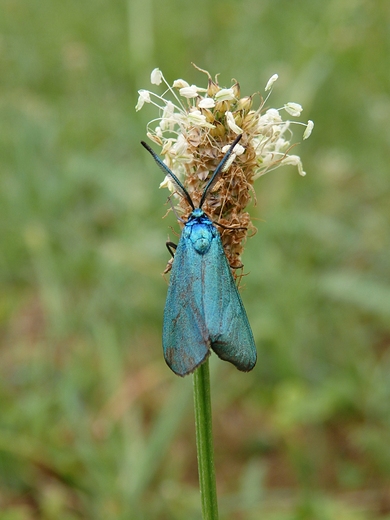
199,134,242,209
141,141,195,210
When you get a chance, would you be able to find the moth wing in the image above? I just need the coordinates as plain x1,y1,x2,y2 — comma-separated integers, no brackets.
203,234,257,372
163,235,210,376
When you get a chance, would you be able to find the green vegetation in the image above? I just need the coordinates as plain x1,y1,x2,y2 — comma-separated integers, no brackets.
1,0,390,518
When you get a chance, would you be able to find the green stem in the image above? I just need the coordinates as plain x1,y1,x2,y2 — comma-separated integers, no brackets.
193,359,219,520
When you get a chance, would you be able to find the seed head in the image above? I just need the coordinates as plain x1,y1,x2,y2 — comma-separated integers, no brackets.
136,67,313,274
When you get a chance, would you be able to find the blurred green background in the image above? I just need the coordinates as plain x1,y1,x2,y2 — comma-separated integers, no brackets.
1,0,390,518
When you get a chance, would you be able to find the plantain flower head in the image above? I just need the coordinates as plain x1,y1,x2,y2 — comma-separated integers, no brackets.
137,65,313,272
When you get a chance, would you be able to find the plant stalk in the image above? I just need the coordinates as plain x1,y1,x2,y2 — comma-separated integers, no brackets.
193,359,219,519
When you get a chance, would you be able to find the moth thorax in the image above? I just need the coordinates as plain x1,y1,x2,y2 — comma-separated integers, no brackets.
188,223,214,255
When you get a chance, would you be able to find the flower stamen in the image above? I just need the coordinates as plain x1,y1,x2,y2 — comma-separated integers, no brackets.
137,66,313,274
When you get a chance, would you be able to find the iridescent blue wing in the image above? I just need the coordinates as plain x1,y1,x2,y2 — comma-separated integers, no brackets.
203,232,257,372
163,221,257,376
163,232,210,376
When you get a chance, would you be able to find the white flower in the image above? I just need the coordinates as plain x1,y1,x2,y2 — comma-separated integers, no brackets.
146,132,162,145
138,67,312,192
226,111,242,134
260,153,275,167
135,89,151,111
257,108,283,135
160,101,178,131
159,175,176,191
173,134,188,156
198,98,215,109
260,108,282,124
281,155,306,176
164,135,193,166
151,68,163,85
161,139,173,155
222,143,245,156
173,79,190,89
179,84,208,99
215,88,236,101
303,120,314,140
179,85,200,98
162,101,175,120
187,110,215,128
274,137,290,152
265,74,278,91
284,102,303,117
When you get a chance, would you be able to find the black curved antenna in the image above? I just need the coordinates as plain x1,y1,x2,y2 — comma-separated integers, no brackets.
199,134,242,209
141,134,243,211
141,141,195,210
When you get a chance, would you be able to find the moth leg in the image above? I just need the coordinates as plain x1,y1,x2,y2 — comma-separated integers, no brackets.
213,221,248,231
166,241,177,258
